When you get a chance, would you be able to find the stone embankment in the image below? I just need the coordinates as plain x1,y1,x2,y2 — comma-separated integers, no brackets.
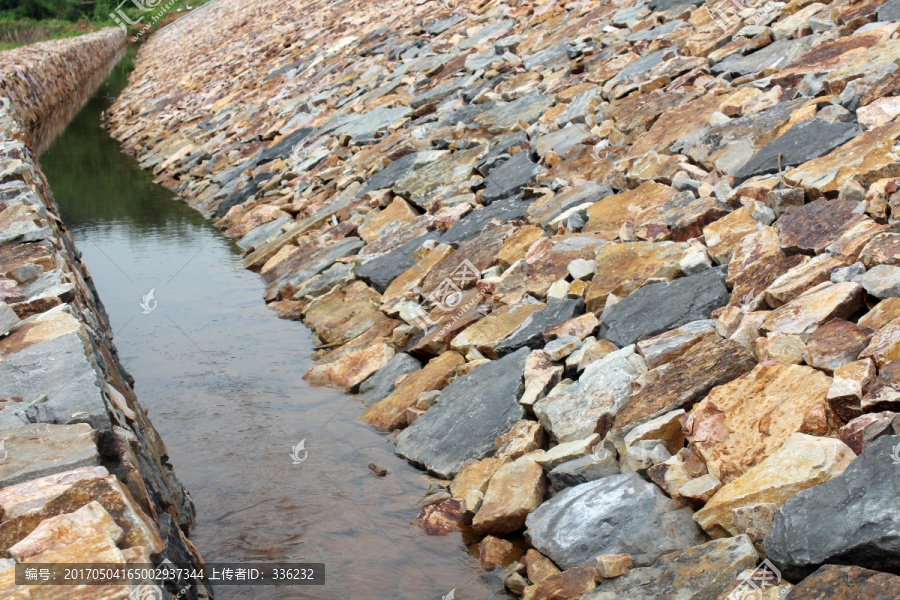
109,0,900,597
0,30,209,600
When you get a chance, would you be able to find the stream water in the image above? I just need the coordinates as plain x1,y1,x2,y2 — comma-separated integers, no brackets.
37,49,499,600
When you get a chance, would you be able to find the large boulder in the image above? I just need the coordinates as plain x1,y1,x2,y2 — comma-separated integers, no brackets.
785,565,900,599
765,434,900,580
524,472,705,570
394,348,529,478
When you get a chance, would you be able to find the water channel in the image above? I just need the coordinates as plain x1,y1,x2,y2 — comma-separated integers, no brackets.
37,48,500,600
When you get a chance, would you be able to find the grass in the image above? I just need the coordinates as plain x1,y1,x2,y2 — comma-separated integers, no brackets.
0,0,208,50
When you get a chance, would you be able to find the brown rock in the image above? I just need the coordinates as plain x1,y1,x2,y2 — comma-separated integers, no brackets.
762,282,865,339
594,554,632,579
584,241,687,312
412,499,463,535
450,302,545,359
683,363,833,483
525,549,561,585
496,420,545,460
826,218,890,262
774,199,867,255
498,225,546,270
542,313,600,342
859,298,900,330
521,567,597,600
9,501,123,562
863,358,900,413
804,318,874,372
827,358,877,422
584,183,678,241
450,457,504,499
361,350,464,429
839,411,900,454
703,207,762,265
479,535,523,571
726,226,785,288
358,197,419,243
381,241,454,304
786,565,900,599
473,457,545,536
304,341,395,391
303,281,388,345
610,336,756,444
693,433,854,536
763,254,849,308
859,232,900,267
860,317,900,367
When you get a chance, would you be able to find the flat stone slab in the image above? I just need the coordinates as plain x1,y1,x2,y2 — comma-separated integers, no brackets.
787,565,900,599
599,267,729,347
357,353,421,406
482,151,542,205
495,299,585,357
0,423,100,488
525,472,705,569
765,434,900,580
395,348,529,478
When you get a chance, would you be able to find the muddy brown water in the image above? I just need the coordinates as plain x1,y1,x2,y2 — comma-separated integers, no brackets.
37,49,504,600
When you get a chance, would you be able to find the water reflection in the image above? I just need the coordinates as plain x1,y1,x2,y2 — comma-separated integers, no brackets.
37,49,502,599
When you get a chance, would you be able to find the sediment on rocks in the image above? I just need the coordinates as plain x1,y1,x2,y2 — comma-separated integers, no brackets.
0,30,209,599
108,0,900,596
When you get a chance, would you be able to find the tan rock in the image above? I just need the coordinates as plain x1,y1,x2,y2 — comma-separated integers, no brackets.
584,241,687,312
647,448,707,500
534,435,600,471
496,420,545,460
450,457,505,499
760,334,806,365
358,197,419,243
827,359,877,422
860,317,900,367
703,207,762,265
472,456,545,535
584,183,678,241
525,549,561,584
676,474,722,506
762,282,865,339
521,567,597,600
859,96,900,130
621,409,686,460
694,433,854,536
0,466,109,521
542,313,600,342
381,241,455,303
479,535,522,571
304,341,395,391
683,363,833,483
9,501,123,562
732,502,779,550
726,226,785,288
20,533,131,600
859,298,900,329
594,554,632,579
361,351,464,429
860,232,900,267
498,226,546,270
636,320,717,369
450,302,545,359
764,254,849,308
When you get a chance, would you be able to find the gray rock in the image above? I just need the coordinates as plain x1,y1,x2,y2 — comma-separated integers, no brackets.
257,127,313,165
523,41,571,71
359,151,420,194
236,216,292,250
734,120,861,184
357,353,422,406
626,20,685,43
0,423,100,488
879,0,900,21
0,302,19,336
481,151,542,205
356,230,443,292
292,262,355,300
332,106,411,140
480,92,555,134
583,536,758,600
532,182,613,230
532,124,590,158
534,345,646,443
478,132,529,176
424,14,465,35
712,39,809,78
525,472,706,569
765,434,900,581
600,267,729,347
853,264,900,298
395,348,530,478
495,299,585,357
548,449,619,490
606,50,669,89
272,237,365,292
831,262,866,283
440,195,535,247
214,171,275,217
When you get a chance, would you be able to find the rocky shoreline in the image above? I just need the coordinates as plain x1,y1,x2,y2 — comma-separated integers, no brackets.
108,0,900,597
0,30,210,600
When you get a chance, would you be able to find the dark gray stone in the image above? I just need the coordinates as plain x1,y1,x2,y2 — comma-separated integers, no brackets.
481,151,542,205
236,216,292,250
257,127,313,165
525,472,706,569
272,237,365,292
424,14,465,35
606,50,669,88
548,452,619,490
765,434,900,581
626,20,685,43
495,299,586,357
734,120,861,184
583,536,758,600
357,353,422,406
332,106,411,140
410,77,467,109
879,0,900,21
359,152,419,194
394,348,530,478
478,132,529,177
440,195,534,247
523,42,572,71
534,182,613,229
712,39,809,78
214,171,275,217
600,267,729,347
355,230,443,293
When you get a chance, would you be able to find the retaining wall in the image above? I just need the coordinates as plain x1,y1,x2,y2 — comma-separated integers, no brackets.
0,30,209,600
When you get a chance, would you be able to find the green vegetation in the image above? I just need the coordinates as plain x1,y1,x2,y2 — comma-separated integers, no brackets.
0,0,207,50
